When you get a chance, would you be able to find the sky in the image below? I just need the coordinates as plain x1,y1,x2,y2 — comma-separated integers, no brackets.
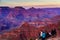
0,0,60,7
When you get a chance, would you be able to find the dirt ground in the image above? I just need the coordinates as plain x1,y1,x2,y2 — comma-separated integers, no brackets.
47,37,60,40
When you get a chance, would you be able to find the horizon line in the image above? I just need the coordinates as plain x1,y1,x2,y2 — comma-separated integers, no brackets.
0,5,60,8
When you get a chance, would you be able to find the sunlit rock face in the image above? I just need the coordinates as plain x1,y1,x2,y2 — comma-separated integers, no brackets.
0,6,60,33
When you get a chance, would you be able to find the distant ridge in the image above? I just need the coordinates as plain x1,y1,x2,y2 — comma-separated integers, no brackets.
0,6,60,32
0,6,60,8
